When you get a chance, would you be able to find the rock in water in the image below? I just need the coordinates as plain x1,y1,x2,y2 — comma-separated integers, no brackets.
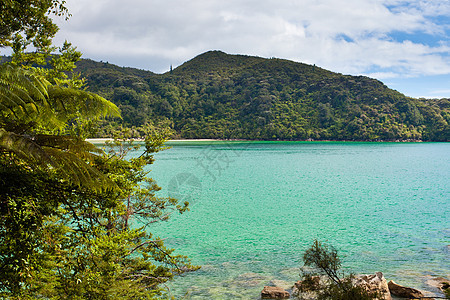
425,276,450,294
292,276,323,300
388,280,424,299
355,272,392,300
261,286,290,299
269,279,293,291
294,276,322,291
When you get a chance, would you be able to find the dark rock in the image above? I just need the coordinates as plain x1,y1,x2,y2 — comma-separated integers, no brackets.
261,286,290,299
388,280,424,299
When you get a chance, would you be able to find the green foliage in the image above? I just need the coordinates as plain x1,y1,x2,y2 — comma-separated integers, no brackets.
0,63,49,123
0,63,120,190
300,240,380,300
303,240,343,287
74,51,449,141
0,2,120,190
0,64,195,299
0,134,197,299
316,278,379,300
0,0,69,63
1,2,196,299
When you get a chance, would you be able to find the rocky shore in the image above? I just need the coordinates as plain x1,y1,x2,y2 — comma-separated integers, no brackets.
260,273,450,299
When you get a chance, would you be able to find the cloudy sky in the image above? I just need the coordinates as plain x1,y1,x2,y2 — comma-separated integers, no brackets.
52,0,450,98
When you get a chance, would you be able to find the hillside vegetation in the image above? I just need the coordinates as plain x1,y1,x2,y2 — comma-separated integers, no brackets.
76,51,449,141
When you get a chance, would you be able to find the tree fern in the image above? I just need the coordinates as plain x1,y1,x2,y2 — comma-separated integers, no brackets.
47,85,120,123
0,63,49,122
0,64,120,190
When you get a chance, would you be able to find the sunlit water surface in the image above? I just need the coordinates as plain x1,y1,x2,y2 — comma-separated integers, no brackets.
132,141,449,299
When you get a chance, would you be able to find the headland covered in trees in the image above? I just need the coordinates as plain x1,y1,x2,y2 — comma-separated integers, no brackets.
76,51,449,142
1,0,448,298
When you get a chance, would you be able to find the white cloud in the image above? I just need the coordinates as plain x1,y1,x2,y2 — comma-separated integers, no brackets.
430,89,450,95
51,0,450,86
386,0,450,16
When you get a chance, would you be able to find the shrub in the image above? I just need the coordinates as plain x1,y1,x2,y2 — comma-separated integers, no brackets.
299,240,380,300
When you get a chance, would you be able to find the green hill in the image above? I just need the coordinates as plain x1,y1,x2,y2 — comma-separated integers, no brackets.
76,51,449,141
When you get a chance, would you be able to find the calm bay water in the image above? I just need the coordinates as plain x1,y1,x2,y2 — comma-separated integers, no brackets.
143,142,449,299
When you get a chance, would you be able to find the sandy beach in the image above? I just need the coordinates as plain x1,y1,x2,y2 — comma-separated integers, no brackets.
86,138,222,144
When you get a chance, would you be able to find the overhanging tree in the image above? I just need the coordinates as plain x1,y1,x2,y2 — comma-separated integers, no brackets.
0,1,196,298
299,240,380,300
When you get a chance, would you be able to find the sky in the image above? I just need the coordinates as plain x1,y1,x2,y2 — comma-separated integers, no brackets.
51,0,450,99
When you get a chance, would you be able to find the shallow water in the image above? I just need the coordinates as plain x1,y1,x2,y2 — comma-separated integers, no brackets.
142,141,449,299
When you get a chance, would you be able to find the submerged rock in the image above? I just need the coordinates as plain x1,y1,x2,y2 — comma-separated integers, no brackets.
388,280,424,299
261,286,290,299
268,279,293,291
425,276,450,293
355,272,392,300
230,272,268,287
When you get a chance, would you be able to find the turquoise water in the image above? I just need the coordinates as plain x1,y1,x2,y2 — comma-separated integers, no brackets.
144,142,449,299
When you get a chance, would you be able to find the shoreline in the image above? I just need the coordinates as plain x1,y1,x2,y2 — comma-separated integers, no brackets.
85,138,222,144
85,138,434,144
84,138,448,299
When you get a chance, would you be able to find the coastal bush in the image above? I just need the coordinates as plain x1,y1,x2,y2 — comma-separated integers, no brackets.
74,52,449,141
0,2,196,298
299,240,379,300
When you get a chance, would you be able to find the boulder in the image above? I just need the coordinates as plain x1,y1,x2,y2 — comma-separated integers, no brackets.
294,276,321,291
388,280,424,299
355,272,391,300
261,286,290,299
425,276,450,293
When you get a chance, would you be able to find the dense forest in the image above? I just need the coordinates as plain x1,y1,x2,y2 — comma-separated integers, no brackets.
76,51,449,141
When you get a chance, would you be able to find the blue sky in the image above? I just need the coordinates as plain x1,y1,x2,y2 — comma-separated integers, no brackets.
50,0,449,99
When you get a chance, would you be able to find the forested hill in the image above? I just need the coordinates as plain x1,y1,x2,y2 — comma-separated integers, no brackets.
76,51,449,141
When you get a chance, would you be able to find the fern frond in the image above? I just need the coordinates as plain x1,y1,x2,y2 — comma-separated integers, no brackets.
0,63,49,105
0,64,50,123
34,134,103,156
0,64,120,191
44,147,113,191
0,128,115,191
48,86,121,120
0,127,54,166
